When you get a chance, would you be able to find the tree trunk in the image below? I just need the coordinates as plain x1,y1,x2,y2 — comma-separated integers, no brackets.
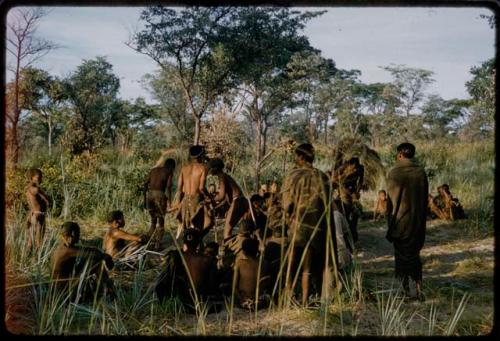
254,115,263,192
48,117,53,156
324,116,328,145
193,115,201,145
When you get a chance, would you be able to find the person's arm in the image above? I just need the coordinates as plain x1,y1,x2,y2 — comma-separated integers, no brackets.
38,188,50,207
111,229,142,242
199,166,210,197
166,173,173,209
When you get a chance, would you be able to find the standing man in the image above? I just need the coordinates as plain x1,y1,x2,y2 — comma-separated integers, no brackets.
282,143,337,306
173,145,213,239
143,158,176,247
386,142,428,301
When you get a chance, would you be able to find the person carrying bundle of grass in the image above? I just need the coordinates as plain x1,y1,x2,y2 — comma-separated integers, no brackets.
25,168,50,253
282,143,338,306
52,222,115,302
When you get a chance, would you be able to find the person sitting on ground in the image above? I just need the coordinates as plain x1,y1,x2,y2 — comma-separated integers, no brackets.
103,210,143,261
25,168,50,253
52,222,115,301
434,184,466,220
233,237,270,310
155,228,221,313
373,190,392,221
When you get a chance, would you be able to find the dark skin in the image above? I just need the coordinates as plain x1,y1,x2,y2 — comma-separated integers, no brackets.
234,253,270,306
143,165,174,240
26,173,50,251
172,155,212,237
373,191,389,221
103,216,142,259
182,242,219,300
209,168,245,240
285,153,316,306
52,231,114,295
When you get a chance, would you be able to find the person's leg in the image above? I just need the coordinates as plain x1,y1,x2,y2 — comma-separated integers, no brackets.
301,247,313,306
34,214,46,250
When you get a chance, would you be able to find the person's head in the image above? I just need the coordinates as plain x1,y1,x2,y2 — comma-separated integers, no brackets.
107,210,125,229
348,157,360,166
378,190,387,199
241,237,259,258
26,168,43,184
294,143,315,165
438,184,450,195
164,158,176,170
208,183,216,194
61,221,80,247
259,183,269,196
250,194,264,210
207,158,224,175
189,145,205,162
396,142,416,160
204,241,219,258
183,228,201,252
270,180,279,193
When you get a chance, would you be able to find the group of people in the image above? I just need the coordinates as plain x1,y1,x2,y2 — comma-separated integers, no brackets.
23,140,461,311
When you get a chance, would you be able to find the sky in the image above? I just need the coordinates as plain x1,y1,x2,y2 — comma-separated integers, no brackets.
5,6,496,103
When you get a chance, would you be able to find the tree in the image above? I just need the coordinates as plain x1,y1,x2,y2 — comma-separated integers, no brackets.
62,56,121,155
129,6,237,144
143,66,193,141
464,58,495,137
381,64,434,117
6,7,57,163
224,7,324,189
16,67,66,155
421,94,468,139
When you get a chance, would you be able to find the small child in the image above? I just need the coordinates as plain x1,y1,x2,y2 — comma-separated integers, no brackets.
103,210,143,260
233,237,270,310
373,190,390,221
25,168,50,252
52,222,115,301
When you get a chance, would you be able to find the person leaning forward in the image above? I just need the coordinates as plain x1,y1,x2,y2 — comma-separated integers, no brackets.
386,142,428,301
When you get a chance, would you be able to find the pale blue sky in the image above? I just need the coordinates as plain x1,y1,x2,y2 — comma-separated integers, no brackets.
6,6,495,103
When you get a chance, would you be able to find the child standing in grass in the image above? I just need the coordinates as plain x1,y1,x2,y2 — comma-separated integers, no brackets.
103,210,143,260
25,168,50,253
52,222,115,302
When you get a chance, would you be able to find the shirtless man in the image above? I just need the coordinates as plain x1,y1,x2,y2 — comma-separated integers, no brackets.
52,222,115,301
143,158,176,247
173,145,213,239
103,210,143,260
25,168,50,252
207,158,248,242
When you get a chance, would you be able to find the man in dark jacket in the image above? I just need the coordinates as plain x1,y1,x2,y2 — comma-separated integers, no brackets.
386,142,428,301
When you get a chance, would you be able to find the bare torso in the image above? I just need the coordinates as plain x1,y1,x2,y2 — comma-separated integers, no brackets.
26,184,48,212
146,167,173,192
178,161,208,198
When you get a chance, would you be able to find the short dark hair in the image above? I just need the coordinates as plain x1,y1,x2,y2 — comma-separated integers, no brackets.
378,190,386,195
396,143,416,159
208,158,224,172
61,221,80,238
164,158,176,170
189,145,205,159
348,157,360,165
183,228,201,249
242,237,259,258
295,143,315,163
204,241,219,255
26,168,42,180
250,194,264,203
107,210,124,223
